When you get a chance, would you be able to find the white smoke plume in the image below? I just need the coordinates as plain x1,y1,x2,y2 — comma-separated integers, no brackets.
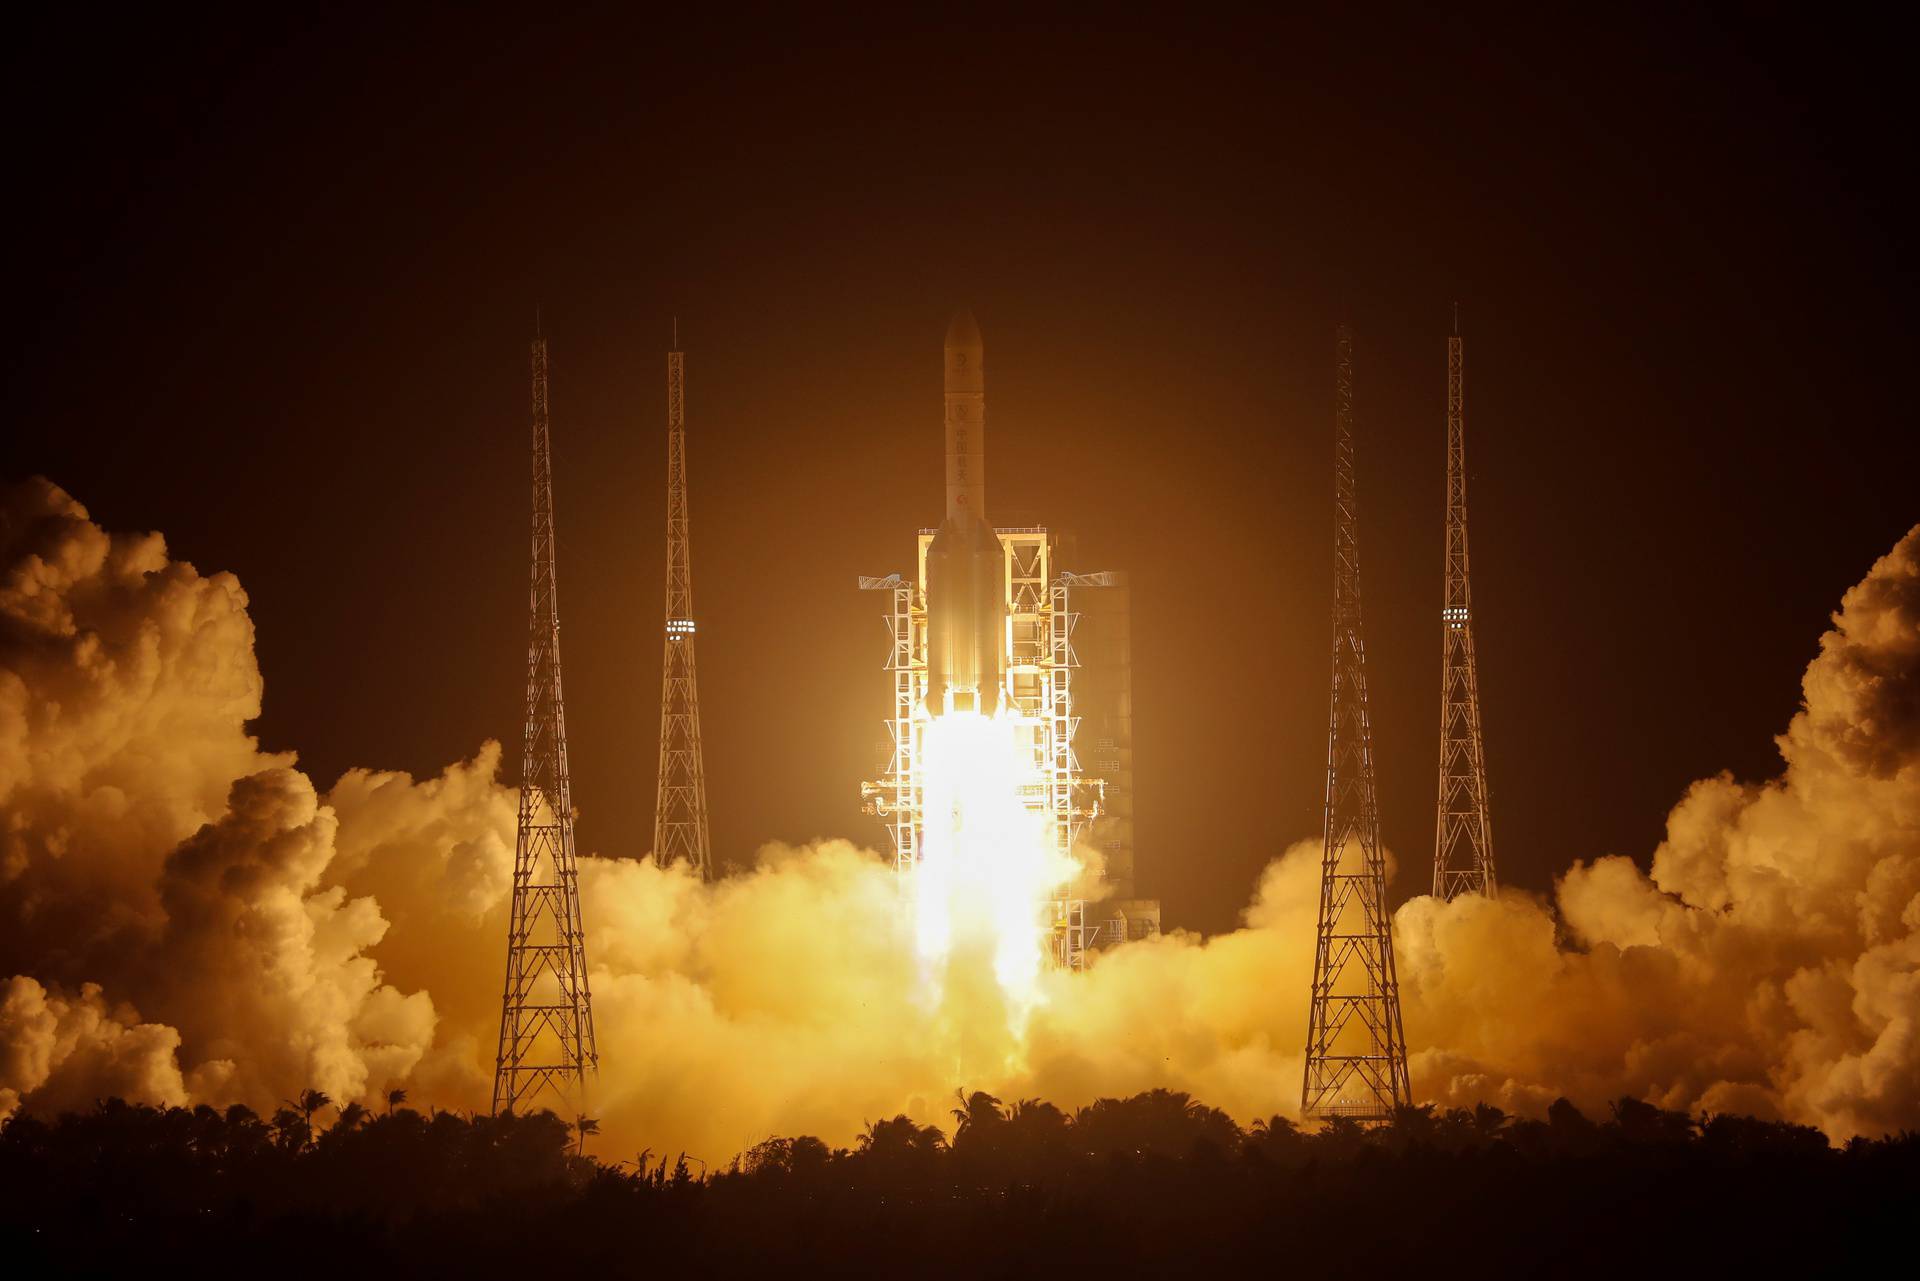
1394,523,1920,1137
0,978,186,1122
2,475,1916,1152
0,478,433,1119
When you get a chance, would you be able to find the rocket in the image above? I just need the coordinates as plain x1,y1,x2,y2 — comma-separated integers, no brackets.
925,308,1005,718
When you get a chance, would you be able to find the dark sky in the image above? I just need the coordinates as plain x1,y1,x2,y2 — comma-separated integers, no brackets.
6,10,1912,934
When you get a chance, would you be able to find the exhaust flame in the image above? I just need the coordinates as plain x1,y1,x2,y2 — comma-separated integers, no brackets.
913,711,1072,1028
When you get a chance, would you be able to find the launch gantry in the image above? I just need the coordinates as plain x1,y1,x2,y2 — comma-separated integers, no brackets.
861,529,1109,970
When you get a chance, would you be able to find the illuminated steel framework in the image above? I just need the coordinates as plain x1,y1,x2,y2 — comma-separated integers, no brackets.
653,338,714,878
1303,325,1412,1122
861,529,1107,969
1432,320,1497,901
494,334,599,1117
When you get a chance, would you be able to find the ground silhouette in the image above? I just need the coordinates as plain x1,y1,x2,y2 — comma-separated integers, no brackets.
2,1090,1911,1276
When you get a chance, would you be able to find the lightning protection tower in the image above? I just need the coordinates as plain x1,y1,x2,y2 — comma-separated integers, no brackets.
1302,324,1412,1122
494,331,599,1117
653,330,714,878
1432,315,1497,901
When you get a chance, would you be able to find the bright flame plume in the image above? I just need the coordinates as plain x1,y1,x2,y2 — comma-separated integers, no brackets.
913,711,1073,1026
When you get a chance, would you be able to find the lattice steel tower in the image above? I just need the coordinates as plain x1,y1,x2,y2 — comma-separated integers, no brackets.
1432,314,1497,901
1303,325,1412,1122
652,331,713,878
494,332,599,1117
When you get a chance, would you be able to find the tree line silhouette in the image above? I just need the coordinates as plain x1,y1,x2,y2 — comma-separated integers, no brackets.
2,1089,1911,1276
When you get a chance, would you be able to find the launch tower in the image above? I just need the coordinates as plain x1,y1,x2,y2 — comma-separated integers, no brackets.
493,332,599,1117
1432,316,1497,901
862,535,1113,967
653,331,714,878
1302,325,1412,1121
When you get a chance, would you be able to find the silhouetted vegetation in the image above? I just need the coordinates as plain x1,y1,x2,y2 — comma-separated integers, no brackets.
2,1091,1911,1276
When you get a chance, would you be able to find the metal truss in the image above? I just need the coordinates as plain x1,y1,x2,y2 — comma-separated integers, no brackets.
653,342,713,879
1052,572,1119,970
859,573,920,874
494,333,598,1118
1433,322,1497,901
860,530,1105,970
1303,325,1412,1122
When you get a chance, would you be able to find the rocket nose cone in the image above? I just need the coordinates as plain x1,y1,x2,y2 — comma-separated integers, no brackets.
945,308,982,351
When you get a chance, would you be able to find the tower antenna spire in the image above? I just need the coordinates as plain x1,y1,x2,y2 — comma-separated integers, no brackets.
1433,318,1497,899
1302,323,1412,1123
493,331,599,1117
653,337,714,878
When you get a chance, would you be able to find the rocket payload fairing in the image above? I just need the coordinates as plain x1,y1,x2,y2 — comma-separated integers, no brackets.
925,309,1006,718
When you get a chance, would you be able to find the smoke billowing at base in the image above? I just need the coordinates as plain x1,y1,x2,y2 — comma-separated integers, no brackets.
3,475,1918,1158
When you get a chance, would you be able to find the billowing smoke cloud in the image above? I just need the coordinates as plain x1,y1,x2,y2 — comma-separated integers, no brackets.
0,978,186,1121
0,479,434,1119
2,474,1916,1153
1394,525,1920,1138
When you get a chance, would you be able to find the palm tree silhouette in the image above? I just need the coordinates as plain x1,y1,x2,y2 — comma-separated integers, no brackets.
950,1090,1007,1150
278,1089,332,1149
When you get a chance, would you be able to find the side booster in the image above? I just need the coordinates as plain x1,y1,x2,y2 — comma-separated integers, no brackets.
925,308,1006,718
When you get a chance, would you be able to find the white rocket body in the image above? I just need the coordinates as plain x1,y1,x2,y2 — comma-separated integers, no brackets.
925,309,1004,717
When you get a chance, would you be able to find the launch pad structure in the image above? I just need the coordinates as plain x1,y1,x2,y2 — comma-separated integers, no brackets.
862,310,1158,970
861,530,1138,970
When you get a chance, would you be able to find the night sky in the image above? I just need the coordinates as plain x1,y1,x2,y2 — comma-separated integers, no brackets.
7,10,1912,933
